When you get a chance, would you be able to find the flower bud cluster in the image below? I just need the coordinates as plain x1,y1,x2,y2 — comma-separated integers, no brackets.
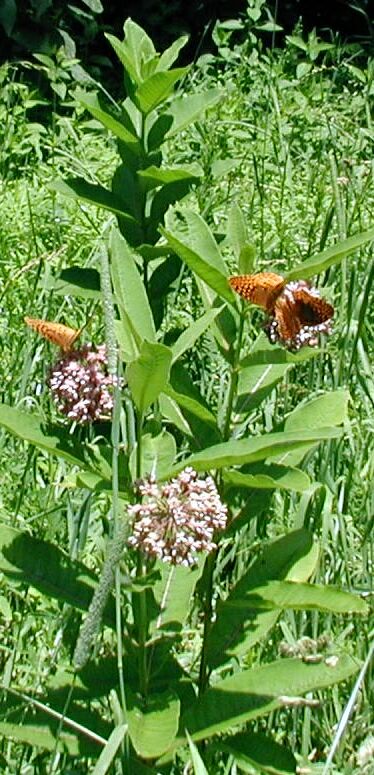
48,344,117,423
128,467,227,566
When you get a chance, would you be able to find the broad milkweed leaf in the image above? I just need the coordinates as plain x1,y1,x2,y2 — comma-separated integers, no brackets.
285,227,374,281
223,464,310,493
168,427,342,475
150,559,204,635
106,20,156,85
127,689,180,759
0,525,115,624
206,529,318,669
78,91,140,151
0,406,88,469
126,340,172,415
274,390,349,467
183,210,227,274
110,227,156,345
227,203,249,259
157,35,189,71
0,691,110,756
164,89,222,138
134,68,189,114
166,654,360,755
171,307,224,364
226,580,368,614
160,227,234,303
164,363,221,448
137,165,201,190
285,390,350,431
236,333,317,413
50,179,141,233
45,266,101,299
159,393,192,436
129,431,176,480
214,731,296,775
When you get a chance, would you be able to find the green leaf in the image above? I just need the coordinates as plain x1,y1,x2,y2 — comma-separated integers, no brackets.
51,178,142,236
175,654,360,749
78,91,140,151
0,524,115,623
285,227,374,281
236,333,317,413
0,720,84,756
164,384,218,437
215,731,296,775
227,203,248,257
171,307,224,364
157,35,189,71
167,363,221,447
206,529,318,669
170,428,342,475
138,164,201,190
0,691,110,756
274,391,349,467
0,406,88,468
110,227,156,345
92,724,128,775
128,690,180,758
182,211,228,275
44,266,101,299
134,68,189,114
165,89,222,138
129,431,176,480
239,243,256,275
151,560,204,635
227,580,368,614
159,393,192,436
285,390,350,431
126,340,172,415
223,464,310,493
161,227,234,304
105,20,156,85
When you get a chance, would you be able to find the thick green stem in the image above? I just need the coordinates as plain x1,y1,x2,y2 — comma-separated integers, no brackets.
134,409,149,696
198,308,246,694
198,550,216,696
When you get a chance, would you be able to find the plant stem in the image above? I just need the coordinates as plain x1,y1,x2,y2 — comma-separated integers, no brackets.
134,409,149,696
198,307,245,695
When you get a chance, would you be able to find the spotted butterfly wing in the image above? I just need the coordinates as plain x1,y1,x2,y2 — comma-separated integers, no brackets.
24,317,81,352
271,283,334,348
229,272,285,311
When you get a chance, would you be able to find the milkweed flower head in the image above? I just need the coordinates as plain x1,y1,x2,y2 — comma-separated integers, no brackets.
48,344,118,423
128,467,228,567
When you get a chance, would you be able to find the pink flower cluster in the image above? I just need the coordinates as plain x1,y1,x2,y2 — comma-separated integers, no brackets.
48,344,117,423
128,467,228,566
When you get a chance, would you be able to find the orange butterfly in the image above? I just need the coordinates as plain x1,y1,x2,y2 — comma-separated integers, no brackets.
229,272,334,350
24,317,81,352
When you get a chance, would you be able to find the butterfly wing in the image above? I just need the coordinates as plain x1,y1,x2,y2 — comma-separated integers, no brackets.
292,287,334,324
24,317,80,352
229,272,285,311
273,284,334,347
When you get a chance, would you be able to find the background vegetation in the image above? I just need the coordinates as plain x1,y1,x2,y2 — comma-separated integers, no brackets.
0,2,373,773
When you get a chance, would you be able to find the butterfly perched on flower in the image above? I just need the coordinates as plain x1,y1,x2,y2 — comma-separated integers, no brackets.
24,317,81,352
229,272,334,350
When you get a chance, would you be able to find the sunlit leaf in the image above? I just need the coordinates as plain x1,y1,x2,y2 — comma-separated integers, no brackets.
126,340,172,415
286,227,374,281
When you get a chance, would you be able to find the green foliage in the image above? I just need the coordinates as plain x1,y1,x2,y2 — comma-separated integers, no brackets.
0,11,373,775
